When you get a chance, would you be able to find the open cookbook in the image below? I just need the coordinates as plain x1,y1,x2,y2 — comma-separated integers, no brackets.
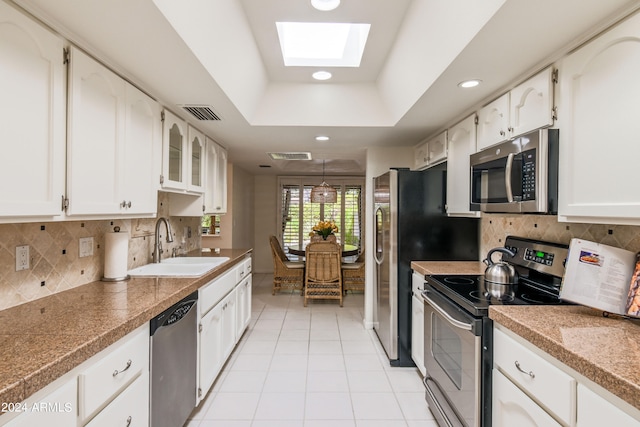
560,238,640,318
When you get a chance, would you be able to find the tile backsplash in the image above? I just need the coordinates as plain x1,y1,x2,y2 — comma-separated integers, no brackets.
481,214,640,259
0,192,200,310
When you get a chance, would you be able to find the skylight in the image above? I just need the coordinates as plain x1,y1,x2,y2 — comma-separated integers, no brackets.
276,22,371,67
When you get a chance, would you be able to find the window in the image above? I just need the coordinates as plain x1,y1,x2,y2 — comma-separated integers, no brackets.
201,215,221,235
279,177,364,253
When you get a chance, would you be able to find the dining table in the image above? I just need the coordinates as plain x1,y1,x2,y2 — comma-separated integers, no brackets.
286,243,360,258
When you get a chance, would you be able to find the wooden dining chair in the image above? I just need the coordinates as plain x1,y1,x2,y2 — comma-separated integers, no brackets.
342,250,365,295
269,235,304,295
304,241,343,307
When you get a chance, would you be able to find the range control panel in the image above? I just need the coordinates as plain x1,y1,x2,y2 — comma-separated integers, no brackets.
502,236,569,279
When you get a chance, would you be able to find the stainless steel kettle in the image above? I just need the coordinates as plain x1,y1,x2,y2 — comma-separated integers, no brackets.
483,247,518,285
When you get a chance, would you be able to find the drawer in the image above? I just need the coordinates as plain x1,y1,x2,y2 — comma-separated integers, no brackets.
493,327,576,425
85,372,149,427
3,378,77,427
78,325,149,421
493,369,562,427
200,267,236,314
236,258,251,283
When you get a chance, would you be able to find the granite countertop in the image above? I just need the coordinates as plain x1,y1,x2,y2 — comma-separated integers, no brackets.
411,261,485,276
490,305,640,411
0,248,251,409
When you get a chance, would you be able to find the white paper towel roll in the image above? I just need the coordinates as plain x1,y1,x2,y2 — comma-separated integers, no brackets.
104,230,129,281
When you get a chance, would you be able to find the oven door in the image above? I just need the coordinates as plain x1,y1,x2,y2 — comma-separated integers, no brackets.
422,288,483,427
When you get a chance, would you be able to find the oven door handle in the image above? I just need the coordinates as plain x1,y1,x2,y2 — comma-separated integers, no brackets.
423,291,473,331
505,152,514,203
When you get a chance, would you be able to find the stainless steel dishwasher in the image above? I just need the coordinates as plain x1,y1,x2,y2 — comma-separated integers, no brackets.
150,291,198,427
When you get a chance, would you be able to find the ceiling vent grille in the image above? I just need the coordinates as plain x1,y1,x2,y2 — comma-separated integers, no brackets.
268,152,312,160
179,105,222,121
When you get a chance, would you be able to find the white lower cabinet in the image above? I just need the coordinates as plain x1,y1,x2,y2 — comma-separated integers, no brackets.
493,369,562,427
78,325,149,426
410,271,425,376
85,372,149,427
236,275,252,337
78,325,149,422
198,301,225,398
493,325,640,427
493,328,575,425
576,384,639,427
0,325,149,427
3,378,77,427
197,257,252,404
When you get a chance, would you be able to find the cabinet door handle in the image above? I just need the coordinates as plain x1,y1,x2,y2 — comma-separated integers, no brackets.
514,360,535,378
126,416,132,427
113,359,132,377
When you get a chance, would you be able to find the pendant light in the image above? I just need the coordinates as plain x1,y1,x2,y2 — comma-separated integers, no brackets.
310,159,337,203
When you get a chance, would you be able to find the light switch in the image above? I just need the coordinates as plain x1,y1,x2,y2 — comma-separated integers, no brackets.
79,237,94,257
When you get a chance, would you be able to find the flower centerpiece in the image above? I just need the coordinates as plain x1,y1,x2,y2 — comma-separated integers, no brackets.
309,220,339,241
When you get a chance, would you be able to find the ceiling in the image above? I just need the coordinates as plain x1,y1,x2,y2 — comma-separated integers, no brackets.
12,0,640,176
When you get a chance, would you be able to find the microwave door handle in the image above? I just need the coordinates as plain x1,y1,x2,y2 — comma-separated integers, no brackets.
505,152,514,203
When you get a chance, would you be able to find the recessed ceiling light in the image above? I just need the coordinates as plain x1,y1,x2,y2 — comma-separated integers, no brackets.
458,79,482,88
315,135,330,141
313,71,332,81
311,0,340,11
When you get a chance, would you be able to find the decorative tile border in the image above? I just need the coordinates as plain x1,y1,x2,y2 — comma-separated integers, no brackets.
480,214,640,259
0,192,200,310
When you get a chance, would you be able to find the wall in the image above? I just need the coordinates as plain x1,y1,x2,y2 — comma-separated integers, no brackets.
481,213,640,259
253,175,278,273
0,192,200,310
230,164,255,249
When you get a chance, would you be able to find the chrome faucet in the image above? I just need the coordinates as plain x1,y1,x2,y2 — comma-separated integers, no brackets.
153,217,174,263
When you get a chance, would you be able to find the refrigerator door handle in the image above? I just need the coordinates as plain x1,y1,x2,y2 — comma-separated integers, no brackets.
374,206,384,265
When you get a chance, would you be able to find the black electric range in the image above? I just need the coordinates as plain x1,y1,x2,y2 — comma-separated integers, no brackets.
425,236,570,317
421,236,570,427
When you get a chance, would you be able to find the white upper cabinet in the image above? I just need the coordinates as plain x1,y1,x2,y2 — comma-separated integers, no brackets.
161,109,188,192
67,47,125,216
477,66,555,151
67,47,158,217
161,112,205,195
558,11,640,224
187,125,205,193
509,67,555,138
0,1,66,219
122,84,161,215
414,131,447,170
446,114,480,217
204,137,227,214
477,93,510,151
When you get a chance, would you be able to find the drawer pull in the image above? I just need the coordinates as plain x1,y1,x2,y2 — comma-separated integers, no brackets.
126,416,132,426
514,360,535,378
113,359,132,377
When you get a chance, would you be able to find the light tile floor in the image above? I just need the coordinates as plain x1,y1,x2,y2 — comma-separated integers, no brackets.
186,273,437,427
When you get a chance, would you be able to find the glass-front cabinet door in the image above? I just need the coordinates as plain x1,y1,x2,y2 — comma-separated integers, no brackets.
161,109,187,191
187,125,205,193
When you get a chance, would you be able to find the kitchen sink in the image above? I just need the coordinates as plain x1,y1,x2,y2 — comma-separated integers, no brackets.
128,256,230,277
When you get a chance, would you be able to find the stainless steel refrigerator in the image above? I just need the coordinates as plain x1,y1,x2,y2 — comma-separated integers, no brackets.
373,165,479,366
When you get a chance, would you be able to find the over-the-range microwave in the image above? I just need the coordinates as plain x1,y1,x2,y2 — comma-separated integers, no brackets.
470,128,559,214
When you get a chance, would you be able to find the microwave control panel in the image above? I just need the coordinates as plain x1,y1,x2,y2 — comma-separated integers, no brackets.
521,149,536,201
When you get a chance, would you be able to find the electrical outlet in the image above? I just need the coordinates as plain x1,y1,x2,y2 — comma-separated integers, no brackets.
16,245,29,271
79,237,94,257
